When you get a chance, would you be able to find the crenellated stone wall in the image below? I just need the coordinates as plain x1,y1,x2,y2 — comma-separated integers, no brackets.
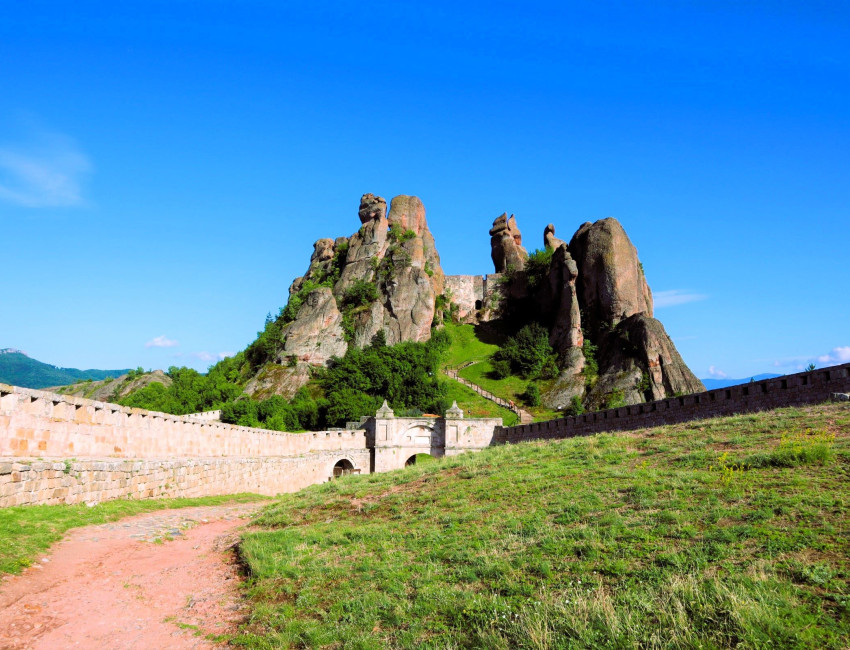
0,384,367,459
2,362,847,508
497,363,850,444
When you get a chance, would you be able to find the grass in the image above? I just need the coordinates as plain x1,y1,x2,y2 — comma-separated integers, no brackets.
438,323,562,424
458,360,561,421
0,493,266,575
234,402,850,649
441,323,561,421
439,370,518,426
441,322,500,367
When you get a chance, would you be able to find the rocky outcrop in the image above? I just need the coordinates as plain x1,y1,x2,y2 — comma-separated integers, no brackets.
544,224,566,251
546,244,584,367
490,214,528,272
486,216,701,409
278,287,347,366
248,193,445,398
585,314,704,409
568,218,653,337
341,194,445,348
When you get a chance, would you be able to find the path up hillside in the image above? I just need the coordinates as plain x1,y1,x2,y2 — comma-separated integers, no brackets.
237,401,850,648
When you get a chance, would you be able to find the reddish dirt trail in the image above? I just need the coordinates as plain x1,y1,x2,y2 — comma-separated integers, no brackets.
0,502,267,649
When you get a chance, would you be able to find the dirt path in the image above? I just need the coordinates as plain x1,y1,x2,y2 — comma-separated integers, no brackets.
0,502,267,649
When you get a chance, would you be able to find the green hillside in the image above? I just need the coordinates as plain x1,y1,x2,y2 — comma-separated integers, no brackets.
235,402,850,649
0,349,131,390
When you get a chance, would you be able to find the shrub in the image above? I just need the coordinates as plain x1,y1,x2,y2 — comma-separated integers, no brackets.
581,337,598,388
523,383,541,407
491,322,558,380
524,247,554,291
564,394,585,416
342,280,378,309
604,389,627,409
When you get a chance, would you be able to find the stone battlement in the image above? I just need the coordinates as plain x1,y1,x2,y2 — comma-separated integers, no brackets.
0,383,366,459
498,363,850,443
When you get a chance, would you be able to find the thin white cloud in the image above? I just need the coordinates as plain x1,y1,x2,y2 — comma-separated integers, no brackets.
707,365,727,379
146,335,179,348
816,346,850,365
654,290,708,308
771,345,850,371
193,351,233,363
0,130,91,207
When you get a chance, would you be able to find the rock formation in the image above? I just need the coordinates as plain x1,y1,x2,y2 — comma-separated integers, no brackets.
248,193,445,398
489,214,702,409
245,193,702,408
543,223,566,250
568,218,653,337
490,213,528,272
586,314,704,409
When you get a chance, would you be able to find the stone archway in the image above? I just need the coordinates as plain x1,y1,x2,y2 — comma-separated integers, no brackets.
331,458,359,478
404,452,435,467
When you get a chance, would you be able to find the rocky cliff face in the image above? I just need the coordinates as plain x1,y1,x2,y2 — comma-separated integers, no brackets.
568,218,653,337
491,216,703,409
247,193,445,398
490,213,528,273
245,191,702,407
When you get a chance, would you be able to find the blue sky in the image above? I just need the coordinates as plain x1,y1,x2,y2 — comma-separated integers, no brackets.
1,0,848,379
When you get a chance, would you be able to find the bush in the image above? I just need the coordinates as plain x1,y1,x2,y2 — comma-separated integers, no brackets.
581,337,599,389
342,280,378,309
523,383,541,407
491,322,558,380
524,247,554,291
319,334,449,427
604,389,627,409
564,395,585,417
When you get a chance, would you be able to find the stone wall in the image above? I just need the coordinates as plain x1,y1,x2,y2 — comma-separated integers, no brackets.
444,274,502,323
0,382,372,507
498,363,850,444
0,384,367,459
365,405,503,472
0,450,372,507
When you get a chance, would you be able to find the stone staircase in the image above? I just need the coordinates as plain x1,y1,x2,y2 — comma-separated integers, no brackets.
444,361,534,425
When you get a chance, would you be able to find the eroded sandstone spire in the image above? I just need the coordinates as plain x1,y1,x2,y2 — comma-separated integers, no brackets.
490,213,528,273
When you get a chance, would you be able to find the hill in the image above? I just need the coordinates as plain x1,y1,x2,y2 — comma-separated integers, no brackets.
0,349,131,390
113,192,704,429
51,369,173,402
236,402,850,648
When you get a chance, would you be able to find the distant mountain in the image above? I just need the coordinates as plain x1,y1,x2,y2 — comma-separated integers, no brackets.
700,373,782,390
0,348,131,390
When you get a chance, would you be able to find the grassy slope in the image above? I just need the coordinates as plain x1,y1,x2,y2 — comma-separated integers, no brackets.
236,403,850,649
443,323,561,421
0,493,266,575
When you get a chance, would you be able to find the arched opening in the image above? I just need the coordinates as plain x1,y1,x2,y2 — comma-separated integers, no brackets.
405,453,435,467
332,459,357,478
474,299,483,310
